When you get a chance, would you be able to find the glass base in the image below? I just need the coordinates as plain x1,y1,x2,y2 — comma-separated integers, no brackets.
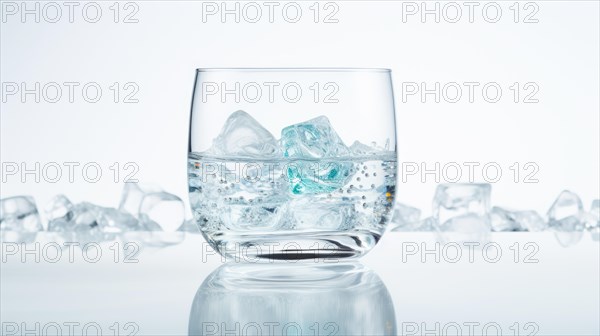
203,230,381,261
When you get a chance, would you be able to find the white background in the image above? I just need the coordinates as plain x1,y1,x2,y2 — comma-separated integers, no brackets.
1,1,599,218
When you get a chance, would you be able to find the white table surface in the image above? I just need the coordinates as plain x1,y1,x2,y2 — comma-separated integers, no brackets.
1,232,598,336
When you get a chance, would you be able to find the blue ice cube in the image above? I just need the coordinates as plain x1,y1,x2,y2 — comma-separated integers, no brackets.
281,116,351,194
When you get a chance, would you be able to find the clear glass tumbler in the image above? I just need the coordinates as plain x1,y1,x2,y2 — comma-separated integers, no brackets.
188,68,397,260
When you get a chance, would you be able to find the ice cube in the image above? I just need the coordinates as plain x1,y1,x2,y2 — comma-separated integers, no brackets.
120,183,185,232
45,194,74,222
0,196,42,243
389,203,421,231
281,116,352,194
288,198,355,230
490,207,546,232
585,199,600,241
0,196,43,232
210,110,280,158
281,116,350,158
547,190,584,231
119,182,161,217
227,202,286,230
433,183,491,225
584,199,599,230
48,202,140,234
139,192,184,232
433,183,491,242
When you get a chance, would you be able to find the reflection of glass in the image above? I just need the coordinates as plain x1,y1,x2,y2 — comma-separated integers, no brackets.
188,68,397,260
188,262,396,335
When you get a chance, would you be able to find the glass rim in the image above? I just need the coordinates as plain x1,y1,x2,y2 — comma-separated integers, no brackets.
196,67,391,73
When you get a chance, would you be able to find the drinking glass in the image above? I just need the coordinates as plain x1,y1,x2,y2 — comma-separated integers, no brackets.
188,68,397,260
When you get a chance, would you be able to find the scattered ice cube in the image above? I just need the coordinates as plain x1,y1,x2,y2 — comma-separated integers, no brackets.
139,192,185,232
432,184,491,242
590,199,600,218
47,202,96,232
96,207,140,233
281,116,351,194
209,110,280,158
584,199,599,230
47,201,141,246
281,116,350,158
490,207,546,232
120,183,185,232
547,190,585,232
547,192,585,247
433,183,491,225
45,194,74,222
547,190,583,222
0,196,43,232
389,203,421,231
119,182,161,217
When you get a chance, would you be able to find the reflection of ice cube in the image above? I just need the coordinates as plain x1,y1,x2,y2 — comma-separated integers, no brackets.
0,196,43,232
435,213,490,243
433,184,491,242
281,116,351,194
210,110,280,158
389,203,421,231
553,217,584,247
490,207,546,232
0,196,42,243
